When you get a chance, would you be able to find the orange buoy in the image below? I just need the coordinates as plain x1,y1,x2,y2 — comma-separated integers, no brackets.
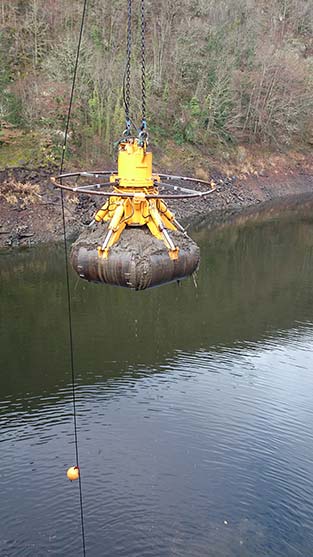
67,466,80,481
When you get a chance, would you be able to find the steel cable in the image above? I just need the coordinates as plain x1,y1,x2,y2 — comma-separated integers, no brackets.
59,0,88,555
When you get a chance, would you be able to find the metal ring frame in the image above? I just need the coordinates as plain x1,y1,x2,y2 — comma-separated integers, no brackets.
53,172,216,199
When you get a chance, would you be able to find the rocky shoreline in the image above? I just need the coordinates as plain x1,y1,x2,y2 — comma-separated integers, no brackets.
0,164,313,249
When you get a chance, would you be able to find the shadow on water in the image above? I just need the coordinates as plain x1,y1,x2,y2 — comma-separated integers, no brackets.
1,202,313,412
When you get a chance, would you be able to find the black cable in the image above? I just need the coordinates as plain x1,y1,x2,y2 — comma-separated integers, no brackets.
59,1,88,556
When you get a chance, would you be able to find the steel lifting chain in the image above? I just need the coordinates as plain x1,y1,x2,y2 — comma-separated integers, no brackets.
124,0,132,134
123,0,147,138
140,0,146,131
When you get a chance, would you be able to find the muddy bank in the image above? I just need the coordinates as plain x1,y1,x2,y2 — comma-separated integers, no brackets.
172,170,313,228
0,164,313,249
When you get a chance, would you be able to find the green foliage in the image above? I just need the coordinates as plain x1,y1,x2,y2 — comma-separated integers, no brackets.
0,131,57,170
0,0,312,164
0,77,24,127
0,33,23,126
90,25,104,50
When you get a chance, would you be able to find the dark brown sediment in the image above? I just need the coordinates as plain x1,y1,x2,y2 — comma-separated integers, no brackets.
70,226,200,290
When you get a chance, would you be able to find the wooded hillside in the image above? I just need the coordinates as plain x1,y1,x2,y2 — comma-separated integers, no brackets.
0,0,312,165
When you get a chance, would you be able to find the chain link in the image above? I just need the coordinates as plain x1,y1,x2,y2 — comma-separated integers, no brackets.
123,0,147,137
125,0,132,130
140,0,146,127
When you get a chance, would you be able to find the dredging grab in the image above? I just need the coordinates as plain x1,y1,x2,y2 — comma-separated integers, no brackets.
52,0,216,290
54,138,216,290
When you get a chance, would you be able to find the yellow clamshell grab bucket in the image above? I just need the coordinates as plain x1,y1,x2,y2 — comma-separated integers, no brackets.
54,142,216,290
53,0,216,290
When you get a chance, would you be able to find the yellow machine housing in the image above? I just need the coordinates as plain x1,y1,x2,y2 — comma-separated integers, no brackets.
114,139,155,188
95,139,180,260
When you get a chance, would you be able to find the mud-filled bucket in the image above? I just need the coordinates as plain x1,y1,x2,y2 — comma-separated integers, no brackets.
70,225,200,290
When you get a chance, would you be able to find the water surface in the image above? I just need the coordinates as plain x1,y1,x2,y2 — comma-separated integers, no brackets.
1,205,313,556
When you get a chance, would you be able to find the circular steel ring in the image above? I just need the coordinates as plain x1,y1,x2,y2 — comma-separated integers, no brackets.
53,172,216,199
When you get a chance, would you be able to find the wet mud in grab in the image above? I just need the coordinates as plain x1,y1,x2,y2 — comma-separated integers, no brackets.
71,225,200,290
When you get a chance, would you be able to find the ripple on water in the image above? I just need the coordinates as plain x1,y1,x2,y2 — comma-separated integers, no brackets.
2,214,313,556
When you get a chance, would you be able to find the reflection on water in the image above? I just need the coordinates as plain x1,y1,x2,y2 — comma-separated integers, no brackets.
1,204,313,556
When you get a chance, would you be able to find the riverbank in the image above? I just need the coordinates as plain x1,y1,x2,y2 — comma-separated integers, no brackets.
0,151,312,249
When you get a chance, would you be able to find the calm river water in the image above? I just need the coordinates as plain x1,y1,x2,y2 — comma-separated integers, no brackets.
1,203,313,557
